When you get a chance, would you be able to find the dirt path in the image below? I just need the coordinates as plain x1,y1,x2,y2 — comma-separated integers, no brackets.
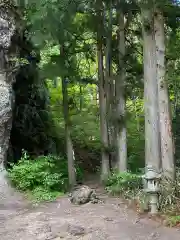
0,174,180,239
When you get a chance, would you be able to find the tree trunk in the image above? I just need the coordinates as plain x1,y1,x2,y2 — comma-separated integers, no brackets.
79,84,83,111
154,10,175,179
105,1,114,168
141,7,161,171
96,0,110,181
115,7,127,172
60,44,76,188
62,78,76,187
95,85,99,106
98,47,110,181
0,6,16,170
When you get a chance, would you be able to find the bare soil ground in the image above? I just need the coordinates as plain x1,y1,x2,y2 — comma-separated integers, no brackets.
0,172,180,240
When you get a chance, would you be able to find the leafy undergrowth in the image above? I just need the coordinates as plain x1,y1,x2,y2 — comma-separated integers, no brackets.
105,170,180,227
8,151,83,203
165,215,180,227
105,171,143,198
25,187,64,203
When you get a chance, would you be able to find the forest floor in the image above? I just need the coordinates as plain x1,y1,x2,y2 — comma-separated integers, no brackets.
0,172,180,240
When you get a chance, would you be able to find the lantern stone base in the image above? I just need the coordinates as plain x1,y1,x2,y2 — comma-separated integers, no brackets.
149,193,158,214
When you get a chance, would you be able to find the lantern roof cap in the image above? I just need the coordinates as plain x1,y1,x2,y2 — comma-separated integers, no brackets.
143,165,161,180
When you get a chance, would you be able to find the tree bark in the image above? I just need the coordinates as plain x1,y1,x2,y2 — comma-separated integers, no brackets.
60,45,76,188
98,46,110,181
79,84,83,111
154,10,175,179
116,7,127,172
105,1,114,168
62,78,76,187
141,6,161,171
96,0,110,181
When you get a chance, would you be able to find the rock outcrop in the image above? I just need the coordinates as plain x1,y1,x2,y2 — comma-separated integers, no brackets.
0,2,18,168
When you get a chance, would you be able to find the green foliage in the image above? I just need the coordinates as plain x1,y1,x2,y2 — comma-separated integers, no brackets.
11,0,180,216
47,75,145,173
10,32,55,163
105,171,143,199
127,99,145,172
28,187,63,202
166,215,180,227
8,151,83,201
106,170,180,216
158,171,180,214
71,112,100,150
21,0,147,175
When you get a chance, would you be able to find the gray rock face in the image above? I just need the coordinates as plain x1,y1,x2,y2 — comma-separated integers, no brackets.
0,6,15,49
0,4,17,167
69,185,99,205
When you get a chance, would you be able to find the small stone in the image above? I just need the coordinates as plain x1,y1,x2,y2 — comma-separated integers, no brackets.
54,232,69,239
133,218,140,224
67,224,85,236
91,198,99,204
104,217,113,222
149,232,158,239
162,219,169,226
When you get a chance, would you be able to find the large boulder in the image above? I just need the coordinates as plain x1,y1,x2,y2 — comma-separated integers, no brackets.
69,185,99,205
0,2,18,167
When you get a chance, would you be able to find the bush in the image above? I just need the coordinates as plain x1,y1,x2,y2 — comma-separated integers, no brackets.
106,170,180,217
105,171,143,199
8,151,83,201
166,215,180,227
29,187,63,202
158,171,180,214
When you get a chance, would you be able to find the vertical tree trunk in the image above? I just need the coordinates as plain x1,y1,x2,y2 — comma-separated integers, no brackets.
79,84,83,111
154,10,175,179
105,1,114,168
96,85,99,106
0,6,16,170
116,7,127,172
60,45,76,188
96,0,110,181
98,47,110,181
141,6,161,171
62,78,76,187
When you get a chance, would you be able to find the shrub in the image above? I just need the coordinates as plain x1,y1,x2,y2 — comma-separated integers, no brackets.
158,170,180,214
106,170,180,216
29,187,63,202
105,171,143,199
166,215,180,227
8,151,83,201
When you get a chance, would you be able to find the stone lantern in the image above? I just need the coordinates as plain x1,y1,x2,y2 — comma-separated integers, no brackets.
143,165,161,214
